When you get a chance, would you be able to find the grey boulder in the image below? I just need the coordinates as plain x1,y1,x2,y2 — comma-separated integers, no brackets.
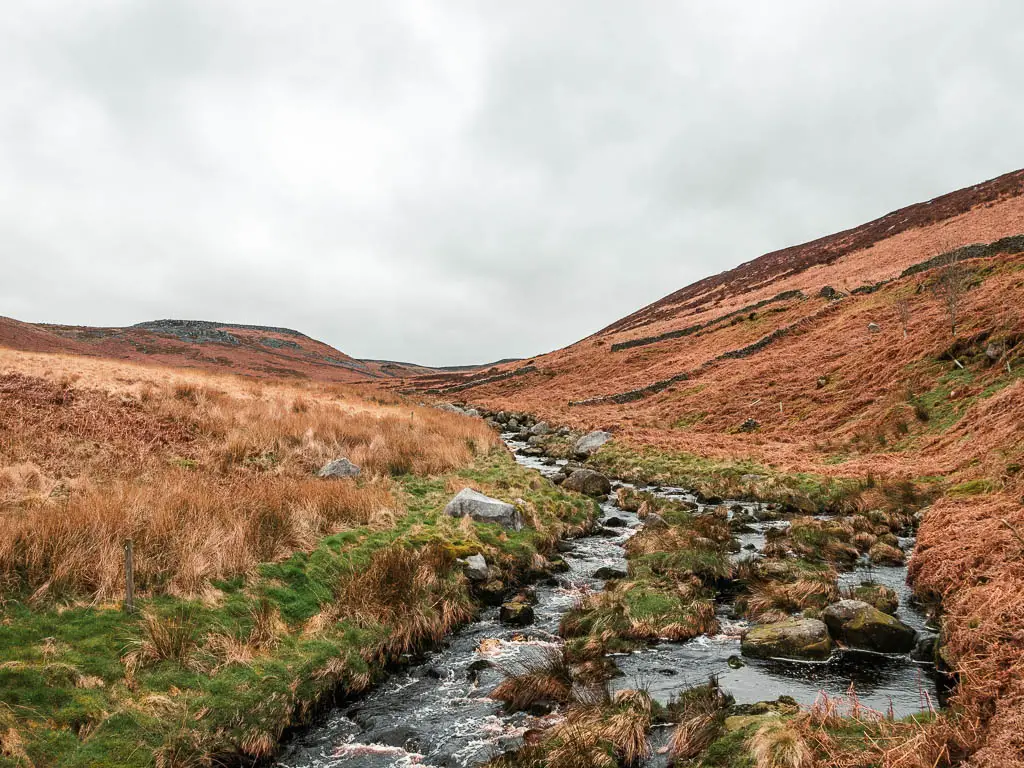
464,554,489,582
574,430,612,457
317,458,361,479
444,488,522,531
562,469,612,497
529,421,551,436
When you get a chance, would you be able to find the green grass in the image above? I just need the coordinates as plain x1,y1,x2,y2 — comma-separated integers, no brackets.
0,449,595,768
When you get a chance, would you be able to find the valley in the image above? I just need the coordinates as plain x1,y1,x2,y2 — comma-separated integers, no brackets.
2,169,1024,767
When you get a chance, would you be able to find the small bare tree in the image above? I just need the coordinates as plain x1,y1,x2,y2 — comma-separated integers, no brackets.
932,248,969,337
896,299,911,338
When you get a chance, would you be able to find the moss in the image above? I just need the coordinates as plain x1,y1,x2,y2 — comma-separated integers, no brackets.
948,478,997,497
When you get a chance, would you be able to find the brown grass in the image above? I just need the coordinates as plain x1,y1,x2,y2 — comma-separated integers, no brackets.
491,645,574,712
0,350,499,601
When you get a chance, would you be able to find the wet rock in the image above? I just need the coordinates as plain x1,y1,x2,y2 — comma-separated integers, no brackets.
316,457,361,479
595,526,622,538
741,618,833,660
477,580,507,606
466,659,494,682
742,543,757,551
548,555,570,573
556,539,575,553
499,602,535,627
562,469,612,497
727,655,745,669
463,554,489,582
593,566,627,580
822,600,916,654
529,421,551,436
911,635,937,663
604,516,628,528
573,430,613,457
445,488,523,531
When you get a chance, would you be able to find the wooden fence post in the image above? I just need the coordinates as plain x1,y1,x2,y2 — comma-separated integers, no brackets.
124,540,135,614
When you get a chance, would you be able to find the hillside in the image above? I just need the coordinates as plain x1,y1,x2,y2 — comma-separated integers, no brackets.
404,168,1024,766
404,168,1024,477
0,317,456,382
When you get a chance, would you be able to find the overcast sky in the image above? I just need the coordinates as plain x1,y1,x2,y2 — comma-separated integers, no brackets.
2,2,1023,365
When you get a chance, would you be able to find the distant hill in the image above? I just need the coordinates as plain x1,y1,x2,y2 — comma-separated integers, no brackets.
0,317,487,382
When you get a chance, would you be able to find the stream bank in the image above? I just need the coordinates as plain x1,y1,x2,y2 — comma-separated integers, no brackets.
277,426,941,767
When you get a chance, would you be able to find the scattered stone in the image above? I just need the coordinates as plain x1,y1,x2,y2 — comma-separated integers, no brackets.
644,513,668,530
868,322,882,333
529,421,550,436
562,469,612,497
463,554,489,582
444,488,523,531
556,427,571,436
911,635,937,663
317,457,361,479
593,566,627,580
741,619,833,660
738,418,760,433
477,580,507,606
465,408,480,418
573,430,613,457
499,602,535,627
507,418,521,431
816,376,829,389
819,285,838,299
822,600,916,654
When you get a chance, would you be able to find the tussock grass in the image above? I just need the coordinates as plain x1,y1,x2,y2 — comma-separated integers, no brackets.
749,723,815,768
0,353,499,601
491,645,574,712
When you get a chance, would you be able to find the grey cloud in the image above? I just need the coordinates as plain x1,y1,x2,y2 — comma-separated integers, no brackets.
2,1,1023,365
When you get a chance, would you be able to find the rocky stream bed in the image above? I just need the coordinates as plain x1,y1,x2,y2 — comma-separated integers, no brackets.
275,431,942,768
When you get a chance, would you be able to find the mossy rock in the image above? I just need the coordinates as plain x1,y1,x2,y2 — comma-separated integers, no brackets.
848,584,899,614
741,619,832,660
822,600,916,653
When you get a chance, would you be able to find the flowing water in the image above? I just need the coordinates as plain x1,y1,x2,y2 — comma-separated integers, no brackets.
276,436,940,768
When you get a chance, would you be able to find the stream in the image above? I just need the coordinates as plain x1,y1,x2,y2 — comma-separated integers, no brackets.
276,435,940,768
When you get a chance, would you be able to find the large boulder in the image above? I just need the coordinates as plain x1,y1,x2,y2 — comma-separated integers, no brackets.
574,430,612,457
561,469,612,497
822,600,916,654
741,619,833,661
529,421,551,436
317,458,361,479
444,489,523,531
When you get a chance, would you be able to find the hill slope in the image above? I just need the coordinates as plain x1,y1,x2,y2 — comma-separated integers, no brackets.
405,167,1024,767
0,317,464,382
